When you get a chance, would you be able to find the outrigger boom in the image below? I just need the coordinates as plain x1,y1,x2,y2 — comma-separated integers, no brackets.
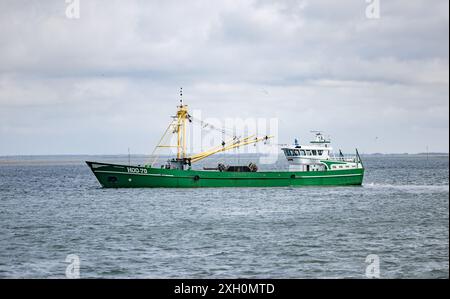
189,135,272,164
147,98,273,169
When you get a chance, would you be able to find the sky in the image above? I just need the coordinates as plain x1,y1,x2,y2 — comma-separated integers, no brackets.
0,0,448,155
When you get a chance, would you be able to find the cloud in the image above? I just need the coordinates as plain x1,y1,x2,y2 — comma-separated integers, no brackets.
0,0,448,155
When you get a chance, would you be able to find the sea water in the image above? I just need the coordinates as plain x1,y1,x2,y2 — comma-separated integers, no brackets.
0,155,448,278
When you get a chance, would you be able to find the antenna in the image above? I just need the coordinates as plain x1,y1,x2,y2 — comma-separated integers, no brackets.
179,87,183,105
310,130,324,135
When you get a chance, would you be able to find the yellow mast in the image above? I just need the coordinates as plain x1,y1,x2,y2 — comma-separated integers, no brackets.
176,87,189,159
147,89,189,167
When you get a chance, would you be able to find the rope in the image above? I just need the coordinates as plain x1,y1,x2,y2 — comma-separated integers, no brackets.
188,115,236,138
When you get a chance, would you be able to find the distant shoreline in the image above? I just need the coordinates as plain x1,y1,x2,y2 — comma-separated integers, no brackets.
0,152,448,166
0,152,448,158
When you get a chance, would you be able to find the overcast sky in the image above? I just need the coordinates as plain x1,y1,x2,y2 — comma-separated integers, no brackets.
0,0,448,155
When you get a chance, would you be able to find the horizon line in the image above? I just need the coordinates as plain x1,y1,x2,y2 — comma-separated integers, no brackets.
0,152,449,157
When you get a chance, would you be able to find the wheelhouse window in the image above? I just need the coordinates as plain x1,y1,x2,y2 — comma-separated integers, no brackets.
305,150,311,156
294,149,300,156
300,150,306,156
312,150,317,156
286,149,298,156
318,150,323,155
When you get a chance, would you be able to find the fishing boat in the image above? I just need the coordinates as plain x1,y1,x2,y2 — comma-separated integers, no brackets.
86,97,364,188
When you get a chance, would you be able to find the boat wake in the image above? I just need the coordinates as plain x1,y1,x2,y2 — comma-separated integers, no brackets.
364,182,449,193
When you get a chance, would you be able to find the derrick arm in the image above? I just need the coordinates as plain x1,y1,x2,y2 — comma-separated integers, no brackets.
189,135,273,164
147,121,177,167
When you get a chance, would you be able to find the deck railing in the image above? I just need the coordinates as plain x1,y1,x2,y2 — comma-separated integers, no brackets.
331,155,358,162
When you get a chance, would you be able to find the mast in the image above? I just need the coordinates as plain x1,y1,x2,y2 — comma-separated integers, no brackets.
176,87,189,159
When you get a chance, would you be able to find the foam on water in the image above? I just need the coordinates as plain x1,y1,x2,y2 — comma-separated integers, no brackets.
364,182,450,193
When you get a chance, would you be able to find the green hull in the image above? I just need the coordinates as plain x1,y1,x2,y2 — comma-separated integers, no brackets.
86,161,364,188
